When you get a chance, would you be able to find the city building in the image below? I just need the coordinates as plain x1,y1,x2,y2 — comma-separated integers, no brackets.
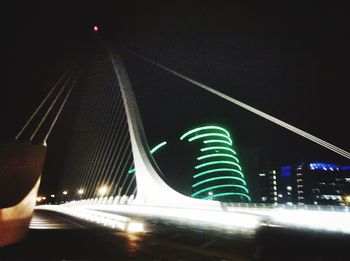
257,169,277,204
258,162,350,206
180,125,251,203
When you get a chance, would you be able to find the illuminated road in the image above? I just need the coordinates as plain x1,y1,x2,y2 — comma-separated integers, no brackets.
1,209,350,260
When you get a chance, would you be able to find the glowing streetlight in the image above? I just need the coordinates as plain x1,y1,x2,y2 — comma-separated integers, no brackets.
345,195,350,203
127,222,144,233
78,189,84,195
36,196,46,203
50,194,55,198
98,185,109,197
62,191,68,195
93,25,99,32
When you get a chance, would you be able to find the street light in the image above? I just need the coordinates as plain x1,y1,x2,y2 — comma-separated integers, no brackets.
78,189,84,195
62,191,68,195
50,194,55,198
345,195,350,204
36,196,46,203
98,185,109,197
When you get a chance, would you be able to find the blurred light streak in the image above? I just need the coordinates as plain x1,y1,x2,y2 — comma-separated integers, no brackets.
37,202,350,234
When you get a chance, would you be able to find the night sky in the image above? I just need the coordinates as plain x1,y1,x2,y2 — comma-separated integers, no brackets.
2,1,349,196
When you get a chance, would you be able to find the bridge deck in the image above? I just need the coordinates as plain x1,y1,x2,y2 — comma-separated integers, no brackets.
1,209,350,260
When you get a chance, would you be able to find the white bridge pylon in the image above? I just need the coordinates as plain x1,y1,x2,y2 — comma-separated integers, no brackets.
107,48,220,209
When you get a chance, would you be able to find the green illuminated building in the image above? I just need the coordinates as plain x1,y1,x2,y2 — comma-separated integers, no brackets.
180,125,251,202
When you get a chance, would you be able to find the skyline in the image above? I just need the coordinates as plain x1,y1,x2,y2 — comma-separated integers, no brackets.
2,2,349,196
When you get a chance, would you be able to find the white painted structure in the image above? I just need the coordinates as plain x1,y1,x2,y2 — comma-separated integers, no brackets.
43,47,350,236
108,49,220,208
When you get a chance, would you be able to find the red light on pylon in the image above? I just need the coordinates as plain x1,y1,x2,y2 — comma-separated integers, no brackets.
93,26,99,32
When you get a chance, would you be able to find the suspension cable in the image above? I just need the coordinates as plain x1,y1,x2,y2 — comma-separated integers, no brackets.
30,68,76,142
43,71,80,146
125,49,350,160
15,67,71,140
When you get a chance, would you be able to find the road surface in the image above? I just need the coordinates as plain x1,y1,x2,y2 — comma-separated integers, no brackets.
0,209,349,260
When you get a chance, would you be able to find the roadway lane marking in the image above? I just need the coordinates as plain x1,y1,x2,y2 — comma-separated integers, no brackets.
50,211,242,260
36,210,172,259
200,238,218,248
30,212,76,230
149,237,245,261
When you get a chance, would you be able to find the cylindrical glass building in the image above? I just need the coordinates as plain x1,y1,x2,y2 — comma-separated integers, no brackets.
181,125,250,202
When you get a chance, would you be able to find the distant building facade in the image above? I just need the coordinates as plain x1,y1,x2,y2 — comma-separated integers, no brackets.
258,162,350,206
257,169,277,204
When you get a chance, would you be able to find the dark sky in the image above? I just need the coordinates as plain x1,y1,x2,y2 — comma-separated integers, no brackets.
2,1,350,195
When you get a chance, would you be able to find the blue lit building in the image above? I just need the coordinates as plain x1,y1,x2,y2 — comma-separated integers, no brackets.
259,162,350,206
295,162,350,205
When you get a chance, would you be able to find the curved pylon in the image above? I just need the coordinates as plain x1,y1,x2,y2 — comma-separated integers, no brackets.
107,48,220,208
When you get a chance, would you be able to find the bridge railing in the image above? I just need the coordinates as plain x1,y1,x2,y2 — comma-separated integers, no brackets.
60,196,349,213
221,202,349,212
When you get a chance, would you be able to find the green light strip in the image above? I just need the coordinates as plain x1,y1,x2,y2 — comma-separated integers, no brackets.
128,141,167,174
195,161,242,170
180,126,230,140
203,139,231,146
188,133,232,144
204,192,251,201
191,184,249,197
194,168,244,178
193,176,246,187
181,125,250,203
150,141,167,154
200,146,237,155
197,153,239,163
